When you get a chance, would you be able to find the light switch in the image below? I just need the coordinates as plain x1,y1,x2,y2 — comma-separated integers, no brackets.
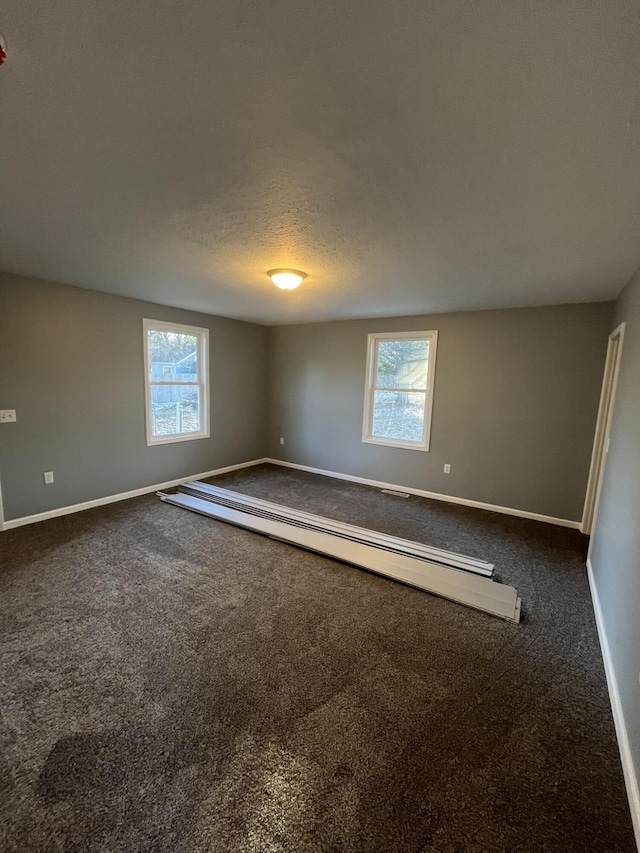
0,409,16,423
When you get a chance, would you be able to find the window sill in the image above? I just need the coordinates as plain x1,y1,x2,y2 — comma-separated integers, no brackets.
362,436,430,452
147,431,210,447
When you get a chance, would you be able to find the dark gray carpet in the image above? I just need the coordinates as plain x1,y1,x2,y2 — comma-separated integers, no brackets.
0,463,635,852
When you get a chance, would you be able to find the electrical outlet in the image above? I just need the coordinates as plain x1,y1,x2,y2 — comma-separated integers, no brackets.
43,471,54,484
0,409,16,423
280,437,285,445
444,463,451,474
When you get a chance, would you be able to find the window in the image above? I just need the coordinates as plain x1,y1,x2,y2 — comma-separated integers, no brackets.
143,319,209,445
362,331,438,451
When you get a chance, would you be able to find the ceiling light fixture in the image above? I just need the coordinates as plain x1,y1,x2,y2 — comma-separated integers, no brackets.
268,269,306,291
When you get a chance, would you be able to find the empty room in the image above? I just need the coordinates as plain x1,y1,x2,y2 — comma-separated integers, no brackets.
1,2,639,851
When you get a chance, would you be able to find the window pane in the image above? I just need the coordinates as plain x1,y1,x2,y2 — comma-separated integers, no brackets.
371,390,425,443
150,385,201,437
148,330,198,383
376,340,429,389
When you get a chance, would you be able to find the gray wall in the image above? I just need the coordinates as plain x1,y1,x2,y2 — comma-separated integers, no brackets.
0,272,614,525
590,269,640,785
0,272,268,521
267,303,613,521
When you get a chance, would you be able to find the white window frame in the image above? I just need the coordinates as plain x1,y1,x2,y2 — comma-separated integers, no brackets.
362,330,438,452
143,319,210,446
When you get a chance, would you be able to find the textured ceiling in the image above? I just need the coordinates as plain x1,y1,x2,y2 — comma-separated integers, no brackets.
1,1,640,325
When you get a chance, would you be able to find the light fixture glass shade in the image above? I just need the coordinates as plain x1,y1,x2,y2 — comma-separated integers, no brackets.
268,269,306,290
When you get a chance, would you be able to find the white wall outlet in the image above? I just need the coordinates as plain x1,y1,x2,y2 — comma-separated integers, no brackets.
280,437,285,445
43,471,54,484
444,463,451,474
0,409,16,423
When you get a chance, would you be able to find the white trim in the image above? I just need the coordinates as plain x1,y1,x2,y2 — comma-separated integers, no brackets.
586,558,640,849
264,458,582,529
143,318,210,446
582,323,626,535
1,454,582,533
0,466,5,530
0,458,268,531
362,330,438,452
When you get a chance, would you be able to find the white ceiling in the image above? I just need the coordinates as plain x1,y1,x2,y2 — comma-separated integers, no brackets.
1,1,640,325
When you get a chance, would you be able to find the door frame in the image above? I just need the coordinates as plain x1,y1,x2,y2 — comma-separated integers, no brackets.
0,464,4,531
581,322,625,536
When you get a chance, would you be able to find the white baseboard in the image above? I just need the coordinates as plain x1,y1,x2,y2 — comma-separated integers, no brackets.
1,455,581,533
587,557,640,850
0,458,269,531
264,458,582,529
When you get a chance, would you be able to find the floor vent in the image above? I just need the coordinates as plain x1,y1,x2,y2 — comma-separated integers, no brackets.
381,489,410,498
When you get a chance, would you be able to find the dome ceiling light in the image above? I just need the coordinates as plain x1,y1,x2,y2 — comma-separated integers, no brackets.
268,269,306,291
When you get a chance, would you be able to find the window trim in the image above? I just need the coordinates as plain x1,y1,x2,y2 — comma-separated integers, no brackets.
362,330,438,452
143,318,210,446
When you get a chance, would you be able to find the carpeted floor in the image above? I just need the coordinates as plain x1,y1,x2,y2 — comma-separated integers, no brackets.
0,463,635,852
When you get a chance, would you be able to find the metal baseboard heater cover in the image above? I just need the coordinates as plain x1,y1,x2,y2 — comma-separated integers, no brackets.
178,481,494,576
161,483,521,623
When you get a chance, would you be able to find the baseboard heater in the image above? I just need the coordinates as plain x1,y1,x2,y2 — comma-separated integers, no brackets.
161,482,522,623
